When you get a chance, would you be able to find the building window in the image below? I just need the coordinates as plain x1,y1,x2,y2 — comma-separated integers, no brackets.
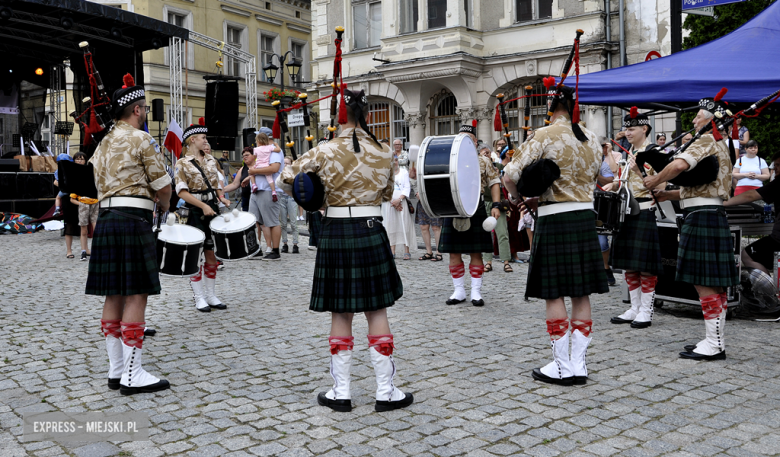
260,34,275,82
290,41,305,87
168,11,185,27
399,0,418,34
428,0,447,29
354,1,382,49
365,101,407,145
431,94,458,135
392,105,408,146
517,0,553,23
226,26,244,77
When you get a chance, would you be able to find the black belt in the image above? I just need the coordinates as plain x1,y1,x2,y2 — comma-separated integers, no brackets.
323,216,383,229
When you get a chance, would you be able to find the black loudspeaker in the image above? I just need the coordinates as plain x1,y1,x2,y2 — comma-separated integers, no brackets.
242,128,256,149
0,159,20,172
207,137,236,151
14,199,56,219
152,99,165,122
204,81,239,138
18,172,56,199
0,172,18,199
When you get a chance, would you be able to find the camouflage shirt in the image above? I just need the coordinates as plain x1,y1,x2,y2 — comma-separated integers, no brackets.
174,152,223,195
504,114,601,203
279,128,394,207
628,139,658,199
676,133,732,201
89,120,172,201
479,154,501,190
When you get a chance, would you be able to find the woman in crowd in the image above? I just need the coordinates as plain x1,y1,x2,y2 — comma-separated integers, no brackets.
733,140,770,196
222,147,255,212
381,155,416,259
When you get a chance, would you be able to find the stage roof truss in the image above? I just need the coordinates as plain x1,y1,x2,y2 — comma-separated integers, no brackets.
10,10,135,49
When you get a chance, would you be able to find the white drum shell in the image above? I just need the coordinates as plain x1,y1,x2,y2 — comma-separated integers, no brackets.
417,134,481,218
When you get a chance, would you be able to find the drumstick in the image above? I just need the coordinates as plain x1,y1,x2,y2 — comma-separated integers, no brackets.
610,139,666,219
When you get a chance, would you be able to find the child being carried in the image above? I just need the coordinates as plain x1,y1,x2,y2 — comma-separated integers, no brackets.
250,132,282,201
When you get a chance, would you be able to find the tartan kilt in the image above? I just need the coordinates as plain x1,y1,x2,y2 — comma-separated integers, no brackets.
186,205,215,250
438,203,493,253
526,209,609,299
85,208,161,296
676,206,739,287
609,209,663,276
310,217,403,313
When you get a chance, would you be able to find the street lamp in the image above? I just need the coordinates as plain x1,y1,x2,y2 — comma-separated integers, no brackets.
262,51,303,92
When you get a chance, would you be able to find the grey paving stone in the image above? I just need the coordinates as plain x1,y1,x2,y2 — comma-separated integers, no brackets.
71,442,120,457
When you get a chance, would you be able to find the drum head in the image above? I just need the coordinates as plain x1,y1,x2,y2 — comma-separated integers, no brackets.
209,211,257,233
452,134,481,218
158,224,205,244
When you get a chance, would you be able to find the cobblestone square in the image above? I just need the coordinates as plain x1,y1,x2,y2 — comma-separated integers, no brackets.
1,230,779,456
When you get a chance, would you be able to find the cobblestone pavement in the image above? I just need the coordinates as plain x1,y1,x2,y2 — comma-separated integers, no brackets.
2,229,780,457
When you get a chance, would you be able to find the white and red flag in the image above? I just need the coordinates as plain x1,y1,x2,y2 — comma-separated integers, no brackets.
164,118,183,160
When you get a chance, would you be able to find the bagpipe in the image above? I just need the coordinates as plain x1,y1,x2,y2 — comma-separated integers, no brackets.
267,26,347,212
497,29,584,198
70,41,114,153
636,88,780,187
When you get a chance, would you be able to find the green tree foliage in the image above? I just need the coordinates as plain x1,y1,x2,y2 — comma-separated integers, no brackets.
682,0,779,159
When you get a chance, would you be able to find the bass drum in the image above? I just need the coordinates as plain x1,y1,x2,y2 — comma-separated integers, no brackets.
209,210,261,261
157,224,205,277
417,134,481,218
594,190,623,234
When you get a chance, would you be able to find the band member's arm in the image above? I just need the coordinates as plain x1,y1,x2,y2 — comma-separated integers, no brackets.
725,189,761,206
141,140,173,197
653,189,681,202
155,186,172,213
604,147,619,174
490,183,501,219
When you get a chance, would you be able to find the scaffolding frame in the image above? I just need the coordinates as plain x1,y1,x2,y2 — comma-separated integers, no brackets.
169,31,257,131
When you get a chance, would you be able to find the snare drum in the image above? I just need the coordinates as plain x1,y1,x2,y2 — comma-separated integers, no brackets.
594,190,622,234
209,211,261,261
157,224,205,277
417,134,481,218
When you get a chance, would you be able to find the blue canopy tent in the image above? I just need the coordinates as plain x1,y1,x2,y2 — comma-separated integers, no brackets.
576,2,780,111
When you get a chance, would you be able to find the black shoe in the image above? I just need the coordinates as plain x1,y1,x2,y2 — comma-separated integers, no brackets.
446,298,465,305
679,350,726,361
630,320,652,329
684,344,697,352
144,328,157,337
572,376,587,385
263,251,281,261
292,245,299,254
107,378,120,390
281,244,289,253
610,316,633,324
197,305,211,312
216,261,225,271
606,268,616,286
375,393,414,412
80,251,87,261
532,368,574,386
472,299,485,307
120,379,171,395
317,392,352,412
209,303,227,310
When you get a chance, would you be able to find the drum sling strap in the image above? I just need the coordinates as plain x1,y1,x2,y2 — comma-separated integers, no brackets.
190,160,220,214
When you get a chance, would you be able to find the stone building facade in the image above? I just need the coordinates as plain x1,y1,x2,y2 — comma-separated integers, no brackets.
309,0,677,148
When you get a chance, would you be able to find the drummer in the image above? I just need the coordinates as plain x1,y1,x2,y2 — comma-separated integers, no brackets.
279,88,412,413
609,108,664,329
175,118,230,312
86,73,171,395
645,92,739,360
439,121,502,307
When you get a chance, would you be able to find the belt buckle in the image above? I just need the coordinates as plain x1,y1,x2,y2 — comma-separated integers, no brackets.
366,219,374,228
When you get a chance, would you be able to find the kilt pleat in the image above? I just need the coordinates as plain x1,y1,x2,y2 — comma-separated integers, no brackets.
186,206,215,246
85,208,161,296
676,206,739,287
438,203,493,254
526,209,609,299
610,209,663,275
310,218,403,313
